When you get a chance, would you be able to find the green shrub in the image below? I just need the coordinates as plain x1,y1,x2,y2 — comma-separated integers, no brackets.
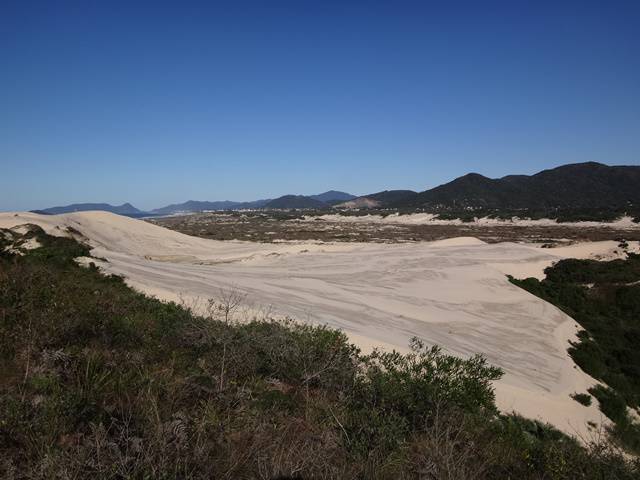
571,392,592,406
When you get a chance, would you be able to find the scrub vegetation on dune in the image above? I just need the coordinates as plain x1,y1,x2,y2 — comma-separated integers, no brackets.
1,228,639,478
151,209,640,245
510,250,640,453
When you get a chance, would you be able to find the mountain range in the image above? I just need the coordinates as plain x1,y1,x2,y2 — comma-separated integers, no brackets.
31,162,640,216
150,199,272,215
32,203,145,216
389,162,640,210
33,191,357,216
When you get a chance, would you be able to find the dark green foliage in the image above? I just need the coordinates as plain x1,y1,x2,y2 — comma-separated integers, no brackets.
589,386,628,424
589,386,640,453
352,339,501,423
571,392,592,406
1,231,639,478
544,254,640,284
344,339,502,455
19,225,92,265
510,254,640,452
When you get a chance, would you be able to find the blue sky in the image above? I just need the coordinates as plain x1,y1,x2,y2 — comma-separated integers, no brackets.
1,1,639,211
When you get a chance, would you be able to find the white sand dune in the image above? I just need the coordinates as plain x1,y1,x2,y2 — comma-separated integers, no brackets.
2,211,625,439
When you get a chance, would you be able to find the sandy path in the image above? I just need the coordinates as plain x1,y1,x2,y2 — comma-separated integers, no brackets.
2,211,617,438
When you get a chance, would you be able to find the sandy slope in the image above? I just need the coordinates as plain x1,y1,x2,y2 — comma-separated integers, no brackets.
2,211,623,439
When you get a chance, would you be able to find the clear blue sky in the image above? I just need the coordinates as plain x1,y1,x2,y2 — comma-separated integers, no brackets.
2,1,639,211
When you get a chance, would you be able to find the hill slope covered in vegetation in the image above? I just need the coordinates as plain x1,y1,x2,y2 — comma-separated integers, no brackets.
393,162,640,215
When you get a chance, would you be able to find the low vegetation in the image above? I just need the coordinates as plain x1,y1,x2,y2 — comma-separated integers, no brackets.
510,251,640,453
423,207,640,224
1,227,639,478
571,393,593,407
152,209,640,245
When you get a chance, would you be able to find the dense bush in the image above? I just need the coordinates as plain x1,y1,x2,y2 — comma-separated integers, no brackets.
571,393,593,406
510,254,640,453
544,254,640,284
1,228,639,478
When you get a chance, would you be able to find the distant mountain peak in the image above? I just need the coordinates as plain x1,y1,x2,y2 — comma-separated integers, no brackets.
309,190,356,203
461,172,489,180
264,195,329,209
560,161,606,168
33,202,144,216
